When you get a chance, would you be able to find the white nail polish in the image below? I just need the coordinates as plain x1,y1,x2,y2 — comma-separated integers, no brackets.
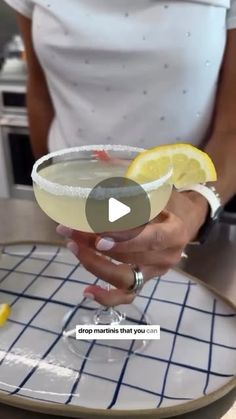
56,225,72,238
96,238,115,251
67,241,79,255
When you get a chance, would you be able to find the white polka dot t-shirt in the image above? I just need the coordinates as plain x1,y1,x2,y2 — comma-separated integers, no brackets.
4,0,236,151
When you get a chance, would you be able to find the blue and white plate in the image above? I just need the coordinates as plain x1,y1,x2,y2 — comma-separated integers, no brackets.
0,244,235,418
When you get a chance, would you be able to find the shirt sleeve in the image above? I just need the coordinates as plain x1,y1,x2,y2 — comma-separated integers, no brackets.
3,0,33,18
227,0,236,29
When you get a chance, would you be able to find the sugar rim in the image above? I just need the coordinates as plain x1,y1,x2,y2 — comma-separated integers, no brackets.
31,145,173,198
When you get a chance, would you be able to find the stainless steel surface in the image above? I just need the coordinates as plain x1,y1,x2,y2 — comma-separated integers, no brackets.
0,198,235,418
0,82,26,116
0,198,61,245
0,115,34,200
0,64,27,116
0,65,32,200
181,221,236,306
0,114,28,127
221,211,236,225
3,35,24,59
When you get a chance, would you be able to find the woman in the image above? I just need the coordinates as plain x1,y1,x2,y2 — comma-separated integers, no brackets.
4,0,236,305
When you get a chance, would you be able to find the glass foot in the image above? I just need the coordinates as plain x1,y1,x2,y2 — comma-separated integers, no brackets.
93,306,125,325
62,298,150,363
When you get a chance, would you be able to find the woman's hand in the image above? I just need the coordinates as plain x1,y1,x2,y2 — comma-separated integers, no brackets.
57,191,208,306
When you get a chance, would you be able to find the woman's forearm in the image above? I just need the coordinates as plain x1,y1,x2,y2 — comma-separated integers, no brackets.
203,30,236,204
27,77,54,159
15,13,54,159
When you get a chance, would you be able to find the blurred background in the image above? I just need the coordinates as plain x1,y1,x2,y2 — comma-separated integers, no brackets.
0,2,35,201
0,2,17,61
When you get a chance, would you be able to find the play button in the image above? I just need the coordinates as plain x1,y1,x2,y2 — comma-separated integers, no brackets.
85,177,151,239
109,198,131,223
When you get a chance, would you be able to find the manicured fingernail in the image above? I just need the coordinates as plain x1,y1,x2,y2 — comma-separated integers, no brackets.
96,238,115,251
83,292,95,301
67,241,79,256
56,225,72,238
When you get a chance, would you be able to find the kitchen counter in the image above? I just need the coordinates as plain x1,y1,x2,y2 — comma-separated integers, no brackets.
0,197,235,419
0,197,61,245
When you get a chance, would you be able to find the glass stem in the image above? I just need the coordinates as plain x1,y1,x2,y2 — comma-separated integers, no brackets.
104,282,115,314
92,256,125,325
93,280,125,325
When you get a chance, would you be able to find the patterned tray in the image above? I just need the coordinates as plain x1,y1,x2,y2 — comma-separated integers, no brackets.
0,244,235,418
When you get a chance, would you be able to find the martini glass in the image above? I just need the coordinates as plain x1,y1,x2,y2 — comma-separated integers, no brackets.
31,145,173,362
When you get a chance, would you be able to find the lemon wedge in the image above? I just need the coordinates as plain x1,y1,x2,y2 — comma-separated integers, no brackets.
0,303,11,327
126,143,217,188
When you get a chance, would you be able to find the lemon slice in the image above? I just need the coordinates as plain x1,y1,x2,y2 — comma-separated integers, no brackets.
0,303,11,327
126,143,217,188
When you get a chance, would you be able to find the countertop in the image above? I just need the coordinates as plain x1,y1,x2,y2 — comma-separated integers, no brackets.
0,198,235,419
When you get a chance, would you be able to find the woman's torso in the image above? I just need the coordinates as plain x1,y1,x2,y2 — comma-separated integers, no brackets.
30,0,229,150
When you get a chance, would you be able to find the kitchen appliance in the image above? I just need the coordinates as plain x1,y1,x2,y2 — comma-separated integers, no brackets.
0,58,34,199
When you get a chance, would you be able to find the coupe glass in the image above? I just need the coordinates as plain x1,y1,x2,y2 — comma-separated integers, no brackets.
31,145,173,362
